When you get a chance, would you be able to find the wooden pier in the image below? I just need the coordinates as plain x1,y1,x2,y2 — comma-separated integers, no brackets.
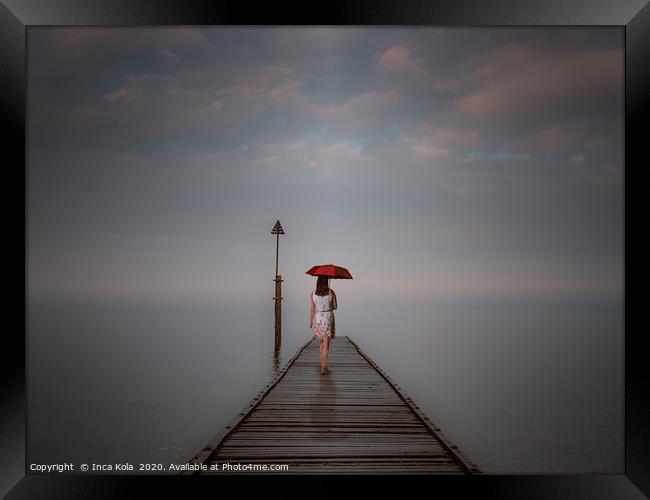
184,336,481,475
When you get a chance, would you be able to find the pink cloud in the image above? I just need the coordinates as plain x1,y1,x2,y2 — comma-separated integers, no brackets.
399,123,481,149
288,139,307,151
400,136,450,159
103,88,131,102
454,45,622,118
433,78,463,91
299,89,401,135
252,136,374,175
224,85,403,135
377,46,423,73
536,125,608,152
319,142,371,161
429,127,481,147
269,79,301,103
414,142,450,159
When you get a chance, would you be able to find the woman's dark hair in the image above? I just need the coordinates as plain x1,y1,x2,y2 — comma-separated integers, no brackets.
315,276,330,296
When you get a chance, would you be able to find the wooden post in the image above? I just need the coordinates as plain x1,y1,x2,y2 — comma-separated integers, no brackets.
274,274,283,347
271,220,284,346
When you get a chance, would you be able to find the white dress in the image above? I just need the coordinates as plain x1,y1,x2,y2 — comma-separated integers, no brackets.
312,291,334,341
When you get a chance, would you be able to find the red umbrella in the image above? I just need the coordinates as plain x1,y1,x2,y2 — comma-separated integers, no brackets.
306,264,353,279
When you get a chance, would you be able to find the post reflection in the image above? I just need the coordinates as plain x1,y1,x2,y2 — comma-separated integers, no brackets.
272,339,282,375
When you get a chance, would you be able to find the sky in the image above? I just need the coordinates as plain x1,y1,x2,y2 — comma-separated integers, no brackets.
27,27,624,308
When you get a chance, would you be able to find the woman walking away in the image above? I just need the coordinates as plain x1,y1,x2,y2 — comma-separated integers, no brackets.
309,276,337,374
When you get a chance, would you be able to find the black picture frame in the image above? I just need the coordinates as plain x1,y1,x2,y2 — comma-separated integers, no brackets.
4,0,647,498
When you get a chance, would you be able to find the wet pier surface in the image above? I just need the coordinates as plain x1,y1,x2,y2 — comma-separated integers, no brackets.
185,336,480,475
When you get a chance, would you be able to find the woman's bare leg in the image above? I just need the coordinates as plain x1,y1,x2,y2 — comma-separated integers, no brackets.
322,337,330,371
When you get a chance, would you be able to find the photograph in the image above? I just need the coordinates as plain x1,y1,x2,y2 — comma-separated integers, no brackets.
24,25,625,478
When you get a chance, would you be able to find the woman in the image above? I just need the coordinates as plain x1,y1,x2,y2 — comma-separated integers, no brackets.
309,276,337,374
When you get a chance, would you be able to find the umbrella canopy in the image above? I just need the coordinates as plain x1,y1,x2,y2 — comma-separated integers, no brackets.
306,264,353,279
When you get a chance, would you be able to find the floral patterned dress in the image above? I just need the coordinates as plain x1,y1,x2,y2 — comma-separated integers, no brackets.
312,291,334,341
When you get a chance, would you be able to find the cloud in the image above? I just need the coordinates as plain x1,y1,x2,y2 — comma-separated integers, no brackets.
319,142,372,161
288,139,307,151
535,125,607,152
269,79,301,103
103,88,132,102
400,136,450,159
401,123,482,148
433,78,463,91
303,89,402,135
415,143,450,159
251,136,373,175
430,127,480,146
311,89,400,117
237,78,404,136
377,46,424,73
394,124,481,161
454,45,622,120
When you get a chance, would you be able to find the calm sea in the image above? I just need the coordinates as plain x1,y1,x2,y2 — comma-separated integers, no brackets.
28,300,623,474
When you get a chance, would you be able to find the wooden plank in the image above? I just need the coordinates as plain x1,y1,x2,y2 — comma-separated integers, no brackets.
185,336,480,475
225,437,444,445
